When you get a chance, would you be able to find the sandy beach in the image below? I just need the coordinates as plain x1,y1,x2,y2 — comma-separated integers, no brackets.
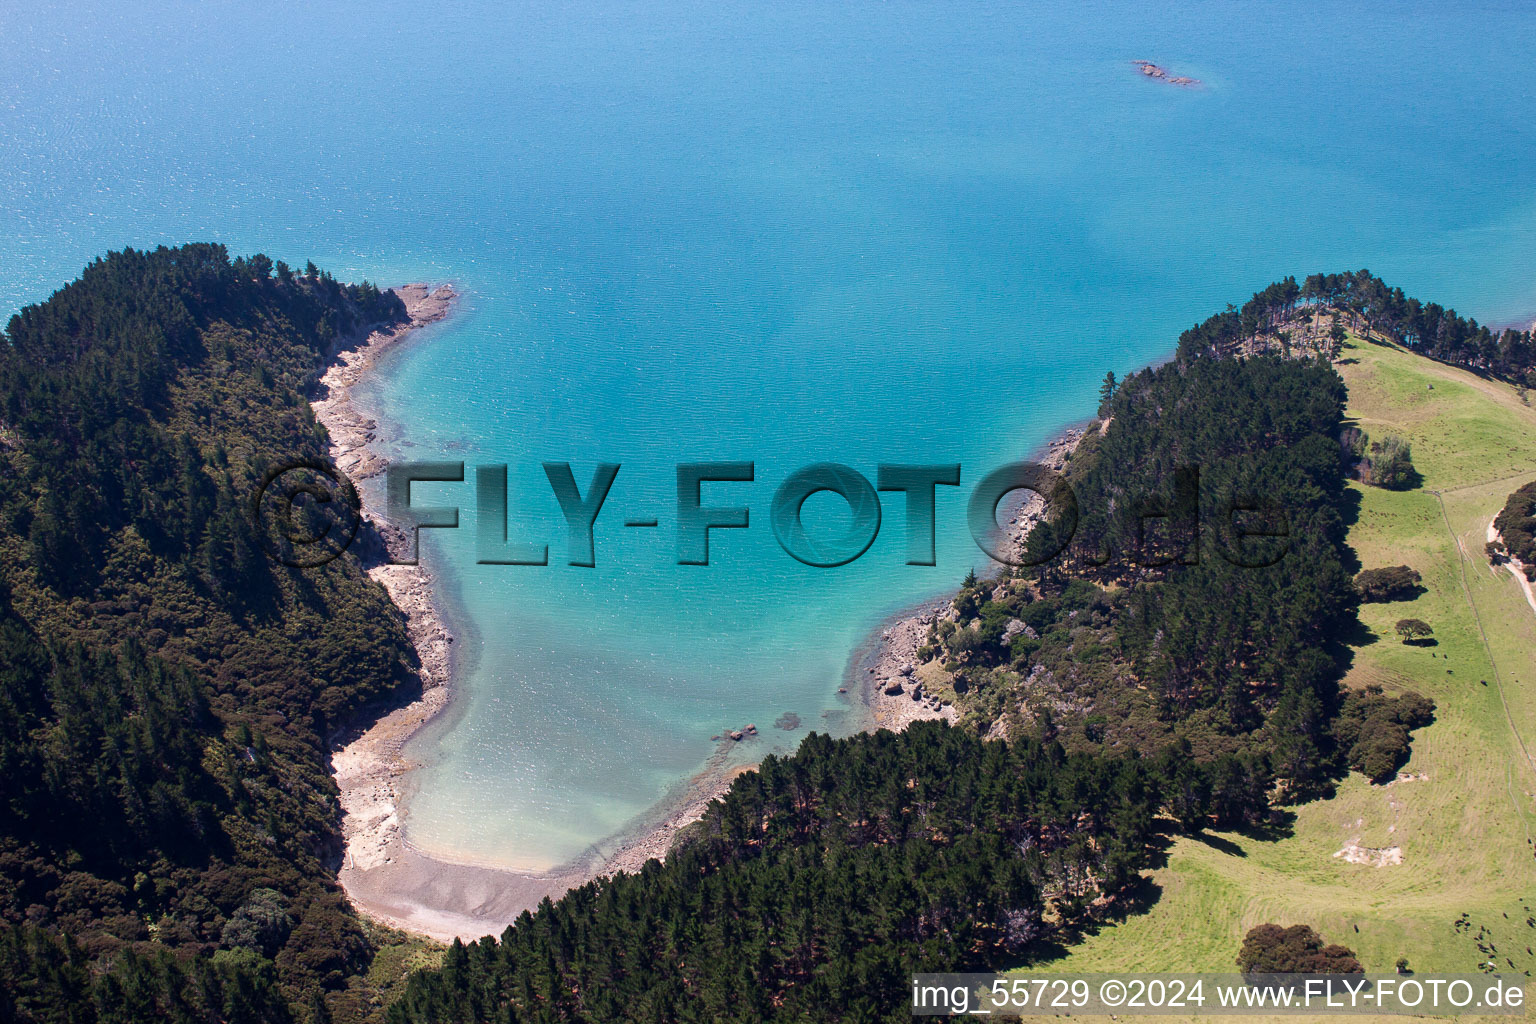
318,295,1093,941
312,284,480,939
317,284,763,942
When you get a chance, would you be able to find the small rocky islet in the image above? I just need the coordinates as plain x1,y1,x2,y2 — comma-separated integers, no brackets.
1133,59,1200,87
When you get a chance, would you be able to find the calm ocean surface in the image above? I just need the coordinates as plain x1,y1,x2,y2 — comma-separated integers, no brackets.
4,0,1535,871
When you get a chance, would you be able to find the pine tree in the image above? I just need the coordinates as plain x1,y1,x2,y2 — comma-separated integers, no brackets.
1098,370,1118,410
1268,682,1328,795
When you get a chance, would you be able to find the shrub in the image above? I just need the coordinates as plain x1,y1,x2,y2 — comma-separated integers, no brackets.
1346,428,1417,489
1366,435,1417,489
1332,685,1434,783
221,888,293,956
1354,565,1422,602
1237,924,1363,975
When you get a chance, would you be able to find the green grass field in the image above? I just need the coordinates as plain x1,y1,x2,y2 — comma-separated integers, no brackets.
1016,336,1536,1020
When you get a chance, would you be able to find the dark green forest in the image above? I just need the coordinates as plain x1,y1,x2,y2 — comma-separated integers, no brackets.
0,254,1445,1022
390,725,1156,1024
934,351,1429,807
0,246,421,1021
1235,923,1362,976
1354,565,1423,603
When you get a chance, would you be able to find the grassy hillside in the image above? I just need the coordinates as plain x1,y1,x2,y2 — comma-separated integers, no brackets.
1030,332,1536,1013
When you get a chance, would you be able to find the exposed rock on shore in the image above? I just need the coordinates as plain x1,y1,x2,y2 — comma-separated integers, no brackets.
312,283,456,482
857,424,1089,732
863,607,957,731
315,284,459,882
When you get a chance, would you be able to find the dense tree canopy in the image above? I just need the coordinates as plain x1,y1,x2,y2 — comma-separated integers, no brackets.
0,245,417,1018
1354,566,1423,603
934,350,1430,807
389,724,1158,1024
1176,268,1536,384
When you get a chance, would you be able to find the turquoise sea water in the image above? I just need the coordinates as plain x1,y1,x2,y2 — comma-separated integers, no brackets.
4,1,1536,871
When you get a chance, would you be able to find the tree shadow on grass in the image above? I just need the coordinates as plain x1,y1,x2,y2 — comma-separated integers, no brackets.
1188,831,1246,857
1391,465,1426,492
1237,807,1297,842
1141,827,1178,871
1339,616,1379,649
1326,617,1378,685
1006,875,1169,969
1337,487,1364,574
1362,583,1428,603
1002,812,1298,971
1179,809,1297,859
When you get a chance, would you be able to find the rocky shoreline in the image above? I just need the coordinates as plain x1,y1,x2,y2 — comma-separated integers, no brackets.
855,426,1088,731
313,284,459,883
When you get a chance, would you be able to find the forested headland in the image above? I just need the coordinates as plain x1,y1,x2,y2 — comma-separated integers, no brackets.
937,344,1432,800
0,245,422,1021
1174,269,1536,385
